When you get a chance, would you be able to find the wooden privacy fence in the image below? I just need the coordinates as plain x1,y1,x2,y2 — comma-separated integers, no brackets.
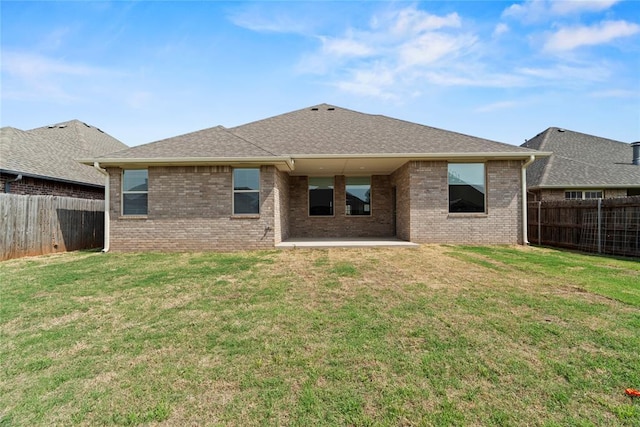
0,194,104,260
528,196,640,258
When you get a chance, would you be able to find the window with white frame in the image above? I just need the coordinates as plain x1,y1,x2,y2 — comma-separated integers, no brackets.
122,169,148,215
345,177,371,215
309,177,334,216
233,168,260,215
565,190,602,200
448,163,486,213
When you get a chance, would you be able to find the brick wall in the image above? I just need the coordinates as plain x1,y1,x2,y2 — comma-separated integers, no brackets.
106,160,526,250
1,173,104,200
107,166,278,252
405,160,523,244
604,189,629,198
288,175,395,238
274,170,290,243
390,164,410,241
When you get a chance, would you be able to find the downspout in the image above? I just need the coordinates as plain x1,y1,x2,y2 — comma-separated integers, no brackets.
4,174,22,193
93,162,110,252
521,155,536,245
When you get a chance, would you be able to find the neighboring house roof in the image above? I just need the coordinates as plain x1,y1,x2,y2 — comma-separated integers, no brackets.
90,104,543,175
1,120,128,187
521,127,640,189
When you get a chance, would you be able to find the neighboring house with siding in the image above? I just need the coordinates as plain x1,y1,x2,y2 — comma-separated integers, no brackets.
85,104,548,251
0,120,127,199
521,127,640,201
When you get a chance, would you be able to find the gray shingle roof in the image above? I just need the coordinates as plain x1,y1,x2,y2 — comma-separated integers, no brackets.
231,104,537,155
96,104,539,166
1,120,127,187
521,127,640,188
100,126,278,159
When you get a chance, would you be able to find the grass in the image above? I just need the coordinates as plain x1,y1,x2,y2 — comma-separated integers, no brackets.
1,245,639,426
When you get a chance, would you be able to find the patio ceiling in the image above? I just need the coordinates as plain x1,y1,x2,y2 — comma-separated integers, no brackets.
289,157,408,176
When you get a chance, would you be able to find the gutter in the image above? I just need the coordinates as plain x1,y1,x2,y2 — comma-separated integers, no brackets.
291,152,549,160
521,155,536,245
93,162,110,252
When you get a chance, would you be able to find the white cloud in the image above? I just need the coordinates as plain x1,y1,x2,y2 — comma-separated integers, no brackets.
398,33,477,67
517,63,611,82
502,0,548,22
493,23,510,37
386,8,461,35
544,20,640,52
2,51,99,79
422,70,526,88
320,36,374,57
293,5,479,98
502,0,621,22
550,0,620,15
1,51,120,103
334,66,397,99
228,5,316,34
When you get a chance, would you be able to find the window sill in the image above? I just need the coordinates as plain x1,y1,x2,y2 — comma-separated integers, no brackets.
447,213,488,219
118,215,148,220
230,215,260,219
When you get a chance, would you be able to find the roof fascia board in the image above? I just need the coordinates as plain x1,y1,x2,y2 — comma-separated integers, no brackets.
81,152,550,169
291,152,551,160
81,157,295,170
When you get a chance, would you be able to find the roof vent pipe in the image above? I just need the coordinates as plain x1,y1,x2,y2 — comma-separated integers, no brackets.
632,142,640,166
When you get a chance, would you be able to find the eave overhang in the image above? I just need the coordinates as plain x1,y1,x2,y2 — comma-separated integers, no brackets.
81,151,549,176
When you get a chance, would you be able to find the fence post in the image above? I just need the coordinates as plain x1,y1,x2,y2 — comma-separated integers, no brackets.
597,198,602,254
538,201,542,245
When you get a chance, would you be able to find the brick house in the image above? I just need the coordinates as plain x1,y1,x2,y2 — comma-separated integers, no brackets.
1,120,127,199
521,127,640,201
86,104,547,251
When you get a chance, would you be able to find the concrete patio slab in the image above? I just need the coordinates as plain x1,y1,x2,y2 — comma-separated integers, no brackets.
275,237,419,249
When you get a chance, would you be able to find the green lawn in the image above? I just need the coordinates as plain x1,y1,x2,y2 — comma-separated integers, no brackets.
1,245,639,426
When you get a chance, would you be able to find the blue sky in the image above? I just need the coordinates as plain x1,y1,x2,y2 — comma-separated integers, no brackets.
2,0,639,147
